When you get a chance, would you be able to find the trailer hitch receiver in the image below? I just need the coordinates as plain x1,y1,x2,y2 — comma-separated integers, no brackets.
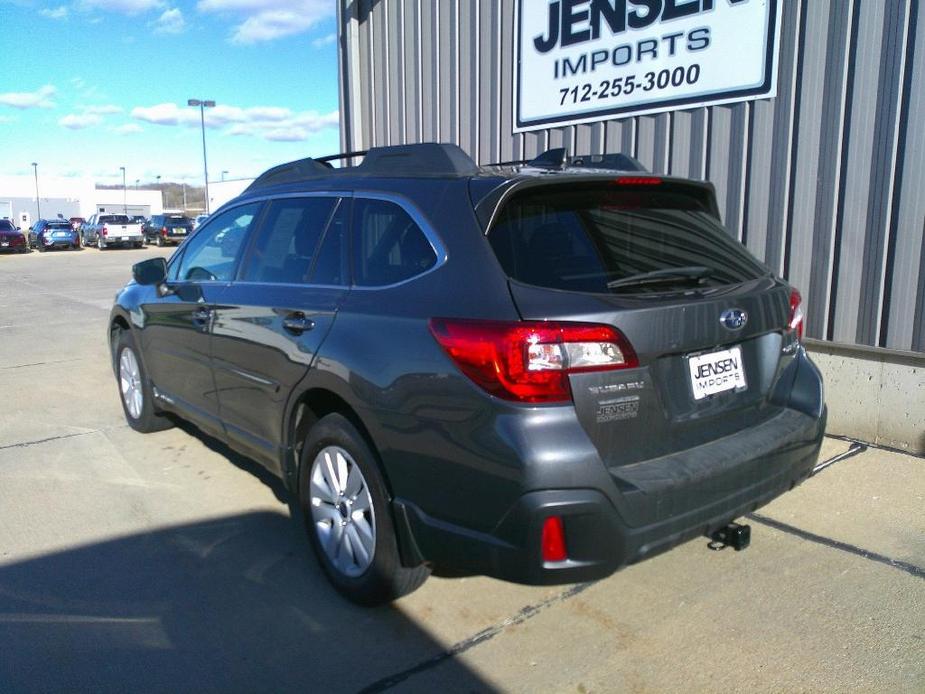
707,522,751,551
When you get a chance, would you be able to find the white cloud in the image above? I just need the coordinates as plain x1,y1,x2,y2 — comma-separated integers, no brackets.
131,102,194,126
263,127,309,142
59,113,103,129
0,85,57,109
245,106,292,122
78,0,164,14
114,123,143,135
196,0,333,44
40,6,69,20
312,32,336,48
131,99,338,142
152,7,185,33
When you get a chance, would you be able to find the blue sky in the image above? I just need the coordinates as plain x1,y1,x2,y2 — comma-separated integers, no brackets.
0,0,340,185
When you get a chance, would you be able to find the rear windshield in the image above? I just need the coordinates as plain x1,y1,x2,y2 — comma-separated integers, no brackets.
0,220,15,231
47,222,72,229
164,215,192,225
100,215,130,223
488,184,767,294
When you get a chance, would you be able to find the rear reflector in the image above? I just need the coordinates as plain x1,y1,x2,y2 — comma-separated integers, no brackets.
541,516,567,562
788,289,804,341
429,319,638,403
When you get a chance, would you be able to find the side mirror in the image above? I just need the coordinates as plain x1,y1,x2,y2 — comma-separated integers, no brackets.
133,257,167,286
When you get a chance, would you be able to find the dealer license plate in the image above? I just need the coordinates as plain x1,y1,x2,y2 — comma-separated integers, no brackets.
173,228,186,234
688,346,746,401
1,241,8,247
121,236,130,241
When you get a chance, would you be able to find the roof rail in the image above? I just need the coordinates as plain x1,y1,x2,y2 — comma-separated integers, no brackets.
245,142,480,192
485,148,647,173
245,157,331,191
315,150,368,167
360,143,480,176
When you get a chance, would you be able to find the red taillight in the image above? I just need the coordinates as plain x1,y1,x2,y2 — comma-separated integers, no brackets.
161,226,168,236
614,176,662,185
788,289,804,341
428,318,638,403
541,516,567,562
101,225,108,237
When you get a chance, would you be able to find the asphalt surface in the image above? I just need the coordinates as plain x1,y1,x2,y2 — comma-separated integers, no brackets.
0,246,922,693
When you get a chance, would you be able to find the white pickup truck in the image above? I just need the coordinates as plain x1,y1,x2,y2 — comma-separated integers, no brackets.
81,213,144,250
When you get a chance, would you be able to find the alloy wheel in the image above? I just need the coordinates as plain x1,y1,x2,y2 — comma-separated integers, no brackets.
119,347,143,420
309,445,376,577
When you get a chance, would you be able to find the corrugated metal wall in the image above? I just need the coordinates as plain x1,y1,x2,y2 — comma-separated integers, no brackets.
338,0,925,353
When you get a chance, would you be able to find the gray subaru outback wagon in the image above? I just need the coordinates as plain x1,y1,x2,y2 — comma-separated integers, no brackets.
111,143,825,605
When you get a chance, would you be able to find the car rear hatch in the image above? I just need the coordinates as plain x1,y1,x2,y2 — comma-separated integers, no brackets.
480,176,808,523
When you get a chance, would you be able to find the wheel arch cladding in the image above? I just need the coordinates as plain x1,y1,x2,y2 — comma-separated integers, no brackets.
289,388,391,495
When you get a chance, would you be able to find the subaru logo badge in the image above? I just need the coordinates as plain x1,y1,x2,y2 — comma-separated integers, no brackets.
720,308,748,330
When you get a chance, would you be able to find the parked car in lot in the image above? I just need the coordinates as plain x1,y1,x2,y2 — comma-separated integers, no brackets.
192,214,209,230
109,143,826,606
142,213,193,246
0,219,27,253
81,213,144,249
69,216,86,231
29,219,80,251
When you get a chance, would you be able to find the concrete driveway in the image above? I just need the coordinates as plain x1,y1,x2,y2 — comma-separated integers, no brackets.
1,247,922,693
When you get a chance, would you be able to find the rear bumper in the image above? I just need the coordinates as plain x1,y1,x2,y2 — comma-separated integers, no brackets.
395,405,824,584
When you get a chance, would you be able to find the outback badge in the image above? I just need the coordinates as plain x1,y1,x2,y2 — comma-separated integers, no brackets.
720,308,748,331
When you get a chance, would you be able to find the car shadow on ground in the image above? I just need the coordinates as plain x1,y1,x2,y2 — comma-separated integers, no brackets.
0,511,491,693
172,417,292,505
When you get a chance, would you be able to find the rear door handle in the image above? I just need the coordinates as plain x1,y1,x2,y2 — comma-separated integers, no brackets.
282,312,315,335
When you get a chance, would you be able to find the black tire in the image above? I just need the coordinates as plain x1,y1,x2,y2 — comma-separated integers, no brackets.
114,329,173,433
134,242,143,249
299,413,429,605
156,235,165,247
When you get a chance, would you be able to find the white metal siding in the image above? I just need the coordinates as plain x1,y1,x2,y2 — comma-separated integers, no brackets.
339,0,925,353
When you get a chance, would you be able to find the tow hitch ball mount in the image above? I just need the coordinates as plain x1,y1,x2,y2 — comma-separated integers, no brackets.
707,522,751,551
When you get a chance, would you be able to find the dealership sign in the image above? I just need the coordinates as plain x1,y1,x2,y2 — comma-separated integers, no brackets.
514,0,781,131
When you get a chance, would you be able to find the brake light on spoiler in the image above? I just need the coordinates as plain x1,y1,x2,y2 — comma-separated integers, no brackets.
429,319,638,403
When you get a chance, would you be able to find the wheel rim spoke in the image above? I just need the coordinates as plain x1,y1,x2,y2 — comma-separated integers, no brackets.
344,463,363,499
310,477,338,505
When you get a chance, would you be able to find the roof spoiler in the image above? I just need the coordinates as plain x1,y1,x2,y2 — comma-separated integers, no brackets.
486,148,647,173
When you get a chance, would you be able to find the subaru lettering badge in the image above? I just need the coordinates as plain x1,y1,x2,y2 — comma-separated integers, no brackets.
720,308,748,331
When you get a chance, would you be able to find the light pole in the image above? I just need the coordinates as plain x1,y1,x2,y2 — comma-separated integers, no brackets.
156,175,162,208
135,178,139,190
221,170,228,182
187,98,215,214
120,166,127,214
31,162,41,221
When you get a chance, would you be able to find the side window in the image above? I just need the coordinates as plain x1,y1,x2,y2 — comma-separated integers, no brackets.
309,199,350,286
353,198,437,287
240,197,336,284
175,203,261,282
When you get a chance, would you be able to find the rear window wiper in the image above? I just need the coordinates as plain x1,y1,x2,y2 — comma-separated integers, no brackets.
606,266,714,291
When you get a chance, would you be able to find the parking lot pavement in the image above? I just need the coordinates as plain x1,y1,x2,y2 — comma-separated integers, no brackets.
1,248,923,693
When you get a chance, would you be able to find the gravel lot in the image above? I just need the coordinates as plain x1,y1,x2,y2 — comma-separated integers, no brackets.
1,247,922,693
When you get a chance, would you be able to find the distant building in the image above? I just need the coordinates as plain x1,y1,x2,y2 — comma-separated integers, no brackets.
0,175,164,228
